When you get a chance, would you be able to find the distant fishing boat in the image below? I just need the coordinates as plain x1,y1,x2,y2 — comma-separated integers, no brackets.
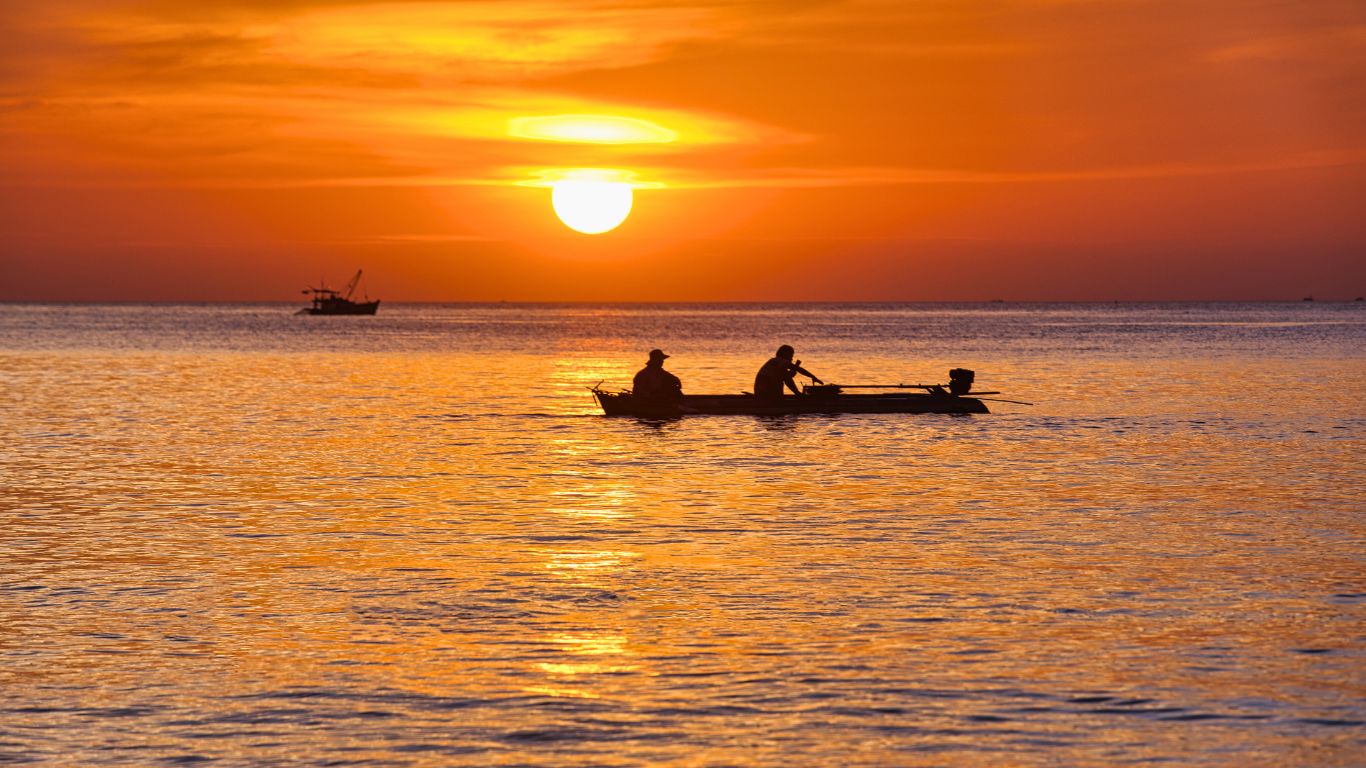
297,270,380,315
593,369,1028,417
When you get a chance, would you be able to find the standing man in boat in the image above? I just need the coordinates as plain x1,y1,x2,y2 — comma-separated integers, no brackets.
754,344,823,398
633,349,683,403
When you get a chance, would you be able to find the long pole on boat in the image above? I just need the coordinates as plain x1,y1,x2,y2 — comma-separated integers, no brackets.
836,385,1033,403
825,383,1031,404
831,383,968,391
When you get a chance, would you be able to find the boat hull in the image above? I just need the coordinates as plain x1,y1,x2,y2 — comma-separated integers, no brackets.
593,390,989,417
299,299,380,315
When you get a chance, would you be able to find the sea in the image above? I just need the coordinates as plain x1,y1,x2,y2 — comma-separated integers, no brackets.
1,302,1363,766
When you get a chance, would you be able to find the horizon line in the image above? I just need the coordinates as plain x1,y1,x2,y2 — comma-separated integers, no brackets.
2,298,1361,306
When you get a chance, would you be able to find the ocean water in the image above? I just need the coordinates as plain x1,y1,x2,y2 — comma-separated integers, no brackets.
1,302,1362,766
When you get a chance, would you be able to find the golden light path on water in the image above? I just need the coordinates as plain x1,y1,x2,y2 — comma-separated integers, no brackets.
0,304,1362,765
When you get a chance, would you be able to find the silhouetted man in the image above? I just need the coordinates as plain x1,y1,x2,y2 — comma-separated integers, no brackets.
633,349,683,402
754,344,822,398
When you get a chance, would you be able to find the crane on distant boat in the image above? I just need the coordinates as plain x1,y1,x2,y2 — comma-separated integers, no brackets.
342,270,364,301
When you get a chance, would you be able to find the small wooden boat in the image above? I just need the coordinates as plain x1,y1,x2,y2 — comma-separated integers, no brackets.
297,270,380,315
594,388,989,417
592,369,1016,417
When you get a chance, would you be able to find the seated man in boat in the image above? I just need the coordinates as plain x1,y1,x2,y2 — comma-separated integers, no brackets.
633,349,683,402
754,344,823,398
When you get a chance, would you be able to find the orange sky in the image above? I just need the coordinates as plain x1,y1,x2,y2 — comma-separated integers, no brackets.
2,0,1363,301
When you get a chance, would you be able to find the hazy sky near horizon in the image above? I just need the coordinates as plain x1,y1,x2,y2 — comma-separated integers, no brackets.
2,0,1363,301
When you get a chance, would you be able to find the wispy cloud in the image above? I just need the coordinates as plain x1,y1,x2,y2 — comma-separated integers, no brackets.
0,1,797,189
5,0,1365,190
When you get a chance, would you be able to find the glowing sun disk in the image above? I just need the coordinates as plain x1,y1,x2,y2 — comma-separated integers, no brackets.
552,180,633,234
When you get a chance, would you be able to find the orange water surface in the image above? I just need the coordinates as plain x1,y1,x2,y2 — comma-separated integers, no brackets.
2,303,1363,765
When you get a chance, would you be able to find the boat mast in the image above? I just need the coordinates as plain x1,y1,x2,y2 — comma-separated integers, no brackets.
343,270,363,300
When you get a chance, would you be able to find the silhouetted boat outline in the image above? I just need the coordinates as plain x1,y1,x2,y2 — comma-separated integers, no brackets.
592,369,1027,417
297,270,380,315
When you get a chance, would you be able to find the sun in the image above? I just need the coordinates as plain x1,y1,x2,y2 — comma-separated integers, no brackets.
552,179,633,235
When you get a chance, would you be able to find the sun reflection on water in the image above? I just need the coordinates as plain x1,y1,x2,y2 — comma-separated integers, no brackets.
541,549,641,574
547,486,636,521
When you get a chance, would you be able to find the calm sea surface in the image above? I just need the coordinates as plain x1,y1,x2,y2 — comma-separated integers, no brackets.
2,302,1363,766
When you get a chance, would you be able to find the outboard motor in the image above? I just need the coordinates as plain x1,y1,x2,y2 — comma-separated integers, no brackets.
948,368,975,396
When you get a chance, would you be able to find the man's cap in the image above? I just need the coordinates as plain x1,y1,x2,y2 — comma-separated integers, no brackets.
776,344,795,358
649,349,669,360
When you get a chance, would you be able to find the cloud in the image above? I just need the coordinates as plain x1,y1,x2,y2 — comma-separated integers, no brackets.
0,0,799,189
2,0,1363,193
